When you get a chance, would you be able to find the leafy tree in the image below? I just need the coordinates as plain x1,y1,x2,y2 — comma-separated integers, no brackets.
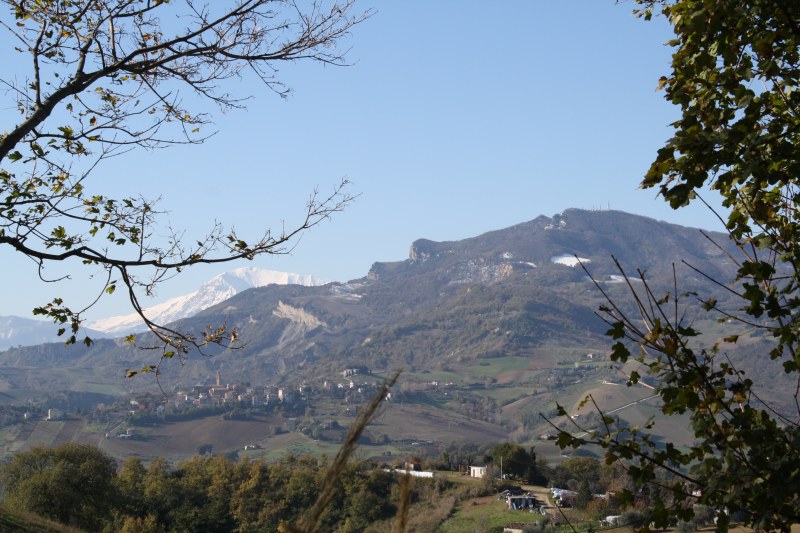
0,443,117,530
490,442,540,483
0,0,364,370
598,461,633,495
170,455,237,532
575,480,592,511
117,514,165,533
115,456,147,519
141,456,180,526
549,456,600,493
338,468,395,532
229,459,273,531
556,1,800,530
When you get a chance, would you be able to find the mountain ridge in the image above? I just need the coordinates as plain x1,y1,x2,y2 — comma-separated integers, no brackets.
2,208,791,466
0,209,741,390
0,316,108,352
86,267,328,335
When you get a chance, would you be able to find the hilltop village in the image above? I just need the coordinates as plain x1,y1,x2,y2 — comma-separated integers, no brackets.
0,351,622,450
104,367,389,438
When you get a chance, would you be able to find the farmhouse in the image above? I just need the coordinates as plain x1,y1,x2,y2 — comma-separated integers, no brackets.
469,465,487,478
506,494,538,511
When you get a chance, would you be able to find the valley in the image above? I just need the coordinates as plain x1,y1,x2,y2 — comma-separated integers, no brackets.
0,346,697,467
0,210,768,466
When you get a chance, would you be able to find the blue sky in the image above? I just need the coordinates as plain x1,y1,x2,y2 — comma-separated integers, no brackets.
3,1,727,320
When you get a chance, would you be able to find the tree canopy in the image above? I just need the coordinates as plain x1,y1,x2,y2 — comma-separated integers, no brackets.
557,1,800,530
0,0,365,372
0,443,117,530
0,443,402,533
488,442,541,484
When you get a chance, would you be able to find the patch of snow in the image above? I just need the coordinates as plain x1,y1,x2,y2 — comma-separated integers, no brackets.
337,293,363,301
607,274,642,283
330,284,363,300
550,254,591,267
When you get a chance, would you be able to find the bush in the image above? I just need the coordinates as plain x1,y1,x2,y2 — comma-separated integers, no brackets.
620,510,648,531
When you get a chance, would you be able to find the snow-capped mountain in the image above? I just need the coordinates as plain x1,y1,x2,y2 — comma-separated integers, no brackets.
87,267,327,336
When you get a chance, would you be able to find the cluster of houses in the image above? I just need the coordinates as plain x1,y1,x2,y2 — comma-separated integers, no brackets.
169,370,383,411
170,371,293,409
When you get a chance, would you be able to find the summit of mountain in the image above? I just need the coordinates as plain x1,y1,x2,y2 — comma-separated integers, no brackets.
0,209,739,389
2,209,787,465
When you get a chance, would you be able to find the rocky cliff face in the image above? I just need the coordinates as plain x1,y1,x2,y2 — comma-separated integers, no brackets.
409,239,438,263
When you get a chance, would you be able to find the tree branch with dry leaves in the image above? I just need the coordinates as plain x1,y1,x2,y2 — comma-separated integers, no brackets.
0,0,369,373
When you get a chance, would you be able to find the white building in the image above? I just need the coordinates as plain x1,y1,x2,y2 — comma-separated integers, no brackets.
470,465,487,478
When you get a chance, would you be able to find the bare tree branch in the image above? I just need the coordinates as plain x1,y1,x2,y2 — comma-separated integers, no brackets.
0,0,369,368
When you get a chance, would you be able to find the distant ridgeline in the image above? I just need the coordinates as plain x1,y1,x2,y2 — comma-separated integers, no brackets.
0,209,747,388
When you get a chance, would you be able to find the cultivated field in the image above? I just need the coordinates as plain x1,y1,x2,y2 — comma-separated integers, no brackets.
99,414,282,460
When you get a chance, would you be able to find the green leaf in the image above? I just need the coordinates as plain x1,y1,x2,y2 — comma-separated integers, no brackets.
606,321,626,340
